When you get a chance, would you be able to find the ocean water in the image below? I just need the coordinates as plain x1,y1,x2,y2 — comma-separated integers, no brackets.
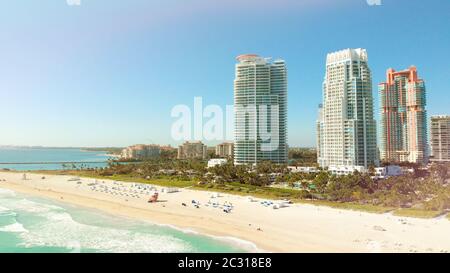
0,188,250,253
0,147,110,171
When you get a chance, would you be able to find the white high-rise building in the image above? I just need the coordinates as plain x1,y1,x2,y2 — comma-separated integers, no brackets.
234,54,288,165
317,49,378,169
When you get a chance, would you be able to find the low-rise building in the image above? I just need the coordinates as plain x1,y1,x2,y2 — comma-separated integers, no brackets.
328,166,367,176
374,165,403,179
288,166,319,174
215,142,234,158
160,145,176,151
207,158,228,168
177,141,207,160
121,144,161,160
157,169,177,175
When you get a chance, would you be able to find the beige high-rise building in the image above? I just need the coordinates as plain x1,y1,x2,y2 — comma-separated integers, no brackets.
430,115,450,162
177,141,207,160
215,142,234,158
121,144,161,160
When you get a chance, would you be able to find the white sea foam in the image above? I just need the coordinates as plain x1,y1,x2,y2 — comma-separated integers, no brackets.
0,196,192,252
0,188,16,197
0,222,29,233
1,194,247,252
0,211,16,218
0,204,17,218
2,198,62,214
147,221,260,252
0,205,11,213
17,208,193,253
209,235,262,253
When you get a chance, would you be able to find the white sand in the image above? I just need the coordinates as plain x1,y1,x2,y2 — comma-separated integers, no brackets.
0,171,449,253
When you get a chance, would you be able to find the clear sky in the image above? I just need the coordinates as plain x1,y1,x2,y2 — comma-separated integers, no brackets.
0,0,449,147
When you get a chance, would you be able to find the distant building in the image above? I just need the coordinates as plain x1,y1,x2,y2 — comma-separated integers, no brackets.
121,144,161,160
430,115,450,162
288,166,319,174
177,141,207,160
374,165,403,179
160,145,176,151
328,165,367,176
379,66,428,164
317,49,378,169
215,142,234,158
207,158,228,168
234,54,288,165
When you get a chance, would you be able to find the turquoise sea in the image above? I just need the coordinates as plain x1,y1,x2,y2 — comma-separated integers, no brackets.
0,147,110,171
0,147,251,253
0,188,249,253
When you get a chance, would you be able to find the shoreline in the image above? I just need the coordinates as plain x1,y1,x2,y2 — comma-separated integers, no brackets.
12,187,260,253
0,173,276,252
1,171,450,253
0,184,262,252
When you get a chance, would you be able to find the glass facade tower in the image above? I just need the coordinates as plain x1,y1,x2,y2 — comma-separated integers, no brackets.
234,54,288,165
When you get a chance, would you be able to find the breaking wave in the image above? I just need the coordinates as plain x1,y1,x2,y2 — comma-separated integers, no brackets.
0,222,29,233
0,189,247,253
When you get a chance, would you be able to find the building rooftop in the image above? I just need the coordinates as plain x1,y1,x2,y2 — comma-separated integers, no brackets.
236,54,270,64
236,54,259,61
326,48,368,64
431,115,450,119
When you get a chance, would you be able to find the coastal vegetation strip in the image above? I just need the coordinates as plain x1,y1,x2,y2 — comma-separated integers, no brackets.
82,147,123,155
392,208,447,219
296,200,394,214
32,170,195,188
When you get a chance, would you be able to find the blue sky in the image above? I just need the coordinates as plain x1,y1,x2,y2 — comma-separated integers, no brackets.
0,0,449,147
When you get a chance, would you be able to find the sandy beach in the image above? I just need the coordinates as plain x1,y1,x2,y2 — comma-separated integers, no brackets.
0,171,449,253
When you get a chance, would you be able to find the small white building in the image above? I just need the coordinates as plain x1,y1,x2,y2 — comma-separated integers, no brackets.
288,166,319,174
328,166,367,176
207,158,228,168
374,165,403,179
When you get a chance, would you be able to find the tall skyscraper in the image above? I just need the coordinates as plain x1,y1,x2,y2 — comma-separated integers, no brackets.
430,115,450,162
317,48,378,169
379,66,428,164
234,54,288,165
